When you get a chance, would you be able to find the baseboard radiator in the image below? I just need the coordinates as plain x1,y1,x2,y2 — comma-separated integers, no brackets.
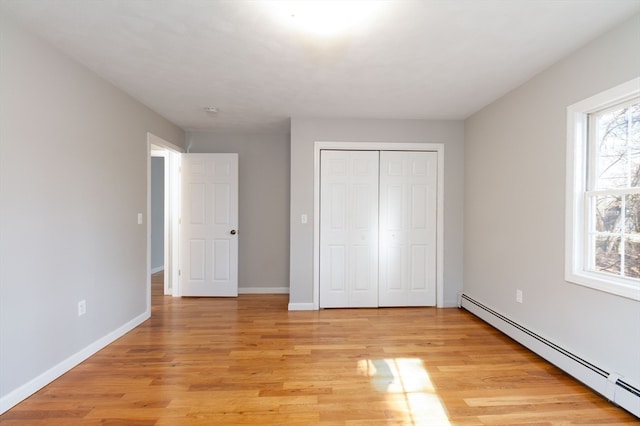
460,294,640,418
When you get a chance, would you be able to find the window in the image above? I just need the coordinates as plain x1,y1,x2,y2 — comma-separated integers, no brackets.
566,78,640,300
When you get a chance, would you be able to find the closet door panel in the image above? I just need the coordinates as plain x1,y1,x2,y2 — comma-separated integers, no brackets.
379,151,437,306
320,150,379,308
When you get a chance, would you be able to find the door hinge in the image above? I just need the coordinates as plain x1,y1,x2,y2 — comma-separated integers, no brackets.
178,269,181,276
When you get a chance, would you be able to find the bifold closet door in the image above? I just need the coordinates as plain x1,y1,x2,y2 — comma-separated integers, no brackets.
320,150,379,308
379,151,437,306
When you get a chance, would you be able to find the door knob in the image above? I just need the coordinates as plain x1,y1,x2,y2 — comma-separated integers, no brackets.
230,229,237,235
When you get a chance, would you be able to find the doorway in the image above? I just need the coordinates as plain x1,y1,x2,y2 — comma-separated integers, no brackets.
147,134,241,304
150,155,165,275
147,133,183,311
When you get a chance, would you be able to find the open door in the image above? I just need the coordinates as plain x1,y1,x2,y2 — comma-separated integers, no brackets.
180,153,239,297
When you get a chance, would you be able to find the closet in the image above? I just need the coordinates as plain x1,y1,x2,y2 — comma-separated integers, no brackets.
319,150,437,308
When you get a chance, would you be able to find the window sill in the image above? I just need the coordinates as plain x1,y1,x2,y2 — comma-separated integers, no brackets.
566,270,640,301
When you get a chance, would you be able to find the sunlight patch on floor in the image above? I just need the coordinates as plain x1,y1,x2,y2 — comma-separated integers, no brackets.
358,358,451,425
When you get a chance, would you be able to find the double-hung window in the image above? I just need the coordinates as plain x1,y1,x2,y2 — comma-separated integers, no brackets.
566,78,640,300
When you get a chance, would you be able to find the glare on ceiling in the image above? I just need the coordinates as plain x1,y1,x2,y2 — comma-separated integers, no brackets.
268,0,388,36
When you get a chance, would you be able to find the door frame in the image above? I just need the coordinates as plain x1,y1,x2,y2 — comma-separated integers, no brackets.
147,132,184,310
313,142,445,310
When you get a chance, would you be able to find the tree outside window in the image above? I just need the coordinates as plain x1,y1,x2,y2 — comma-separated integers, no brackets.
588,99,640,280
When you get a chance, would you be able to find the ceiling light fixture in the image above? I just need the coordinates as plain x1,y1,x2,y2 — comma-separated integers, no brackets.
204,107,218,113
268,0,387,37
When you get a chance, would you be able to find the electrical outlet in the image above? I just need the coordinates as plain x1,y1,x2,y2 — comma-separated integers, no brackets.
516,289,523,304
78,300,86,316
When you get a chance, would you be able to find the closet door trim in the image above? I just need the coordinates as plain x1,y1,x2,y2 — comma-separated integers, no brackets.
313,142,445,310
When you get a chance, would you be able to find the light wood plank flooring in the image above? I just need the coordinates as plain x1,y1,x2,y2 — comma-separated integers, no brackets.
0,273,636,425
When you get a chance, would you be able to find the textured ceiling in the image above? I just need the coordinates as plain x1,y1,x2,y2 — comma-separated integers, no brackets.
2,0,640,133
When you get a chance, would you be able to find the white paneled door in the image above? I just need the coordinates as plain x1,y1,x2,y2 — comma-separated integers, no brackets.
319,150,437,308
379,151,437,306
320,150,380,308
181,154,238,297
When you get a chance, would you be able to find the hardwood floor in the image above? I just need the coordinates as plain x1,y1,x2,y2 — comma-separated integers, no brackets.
0,273,636,425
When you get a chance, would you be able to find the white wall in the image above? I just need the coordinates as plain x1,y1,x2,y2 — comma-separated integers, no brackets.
289,118,465,307
150,157,165,272
464,14,640,385
187,131,290,291
0,14,184,408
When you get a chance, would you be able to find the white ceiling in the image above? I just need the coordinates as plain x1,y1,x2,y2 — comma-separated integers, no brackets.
2,0,640,133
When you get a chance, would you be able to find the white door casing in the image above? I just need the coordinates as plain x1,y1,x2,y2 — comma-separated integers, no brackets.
379,151,437,306
181,153,238,297
320,150,379,308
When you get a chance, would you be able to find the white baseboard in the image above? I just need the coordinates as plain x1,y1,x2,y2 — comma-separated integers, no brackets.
0,310,150,415
442,297,459,308
288,302,315,311
150,266,164,274
461,294,640,418
238,287,289,294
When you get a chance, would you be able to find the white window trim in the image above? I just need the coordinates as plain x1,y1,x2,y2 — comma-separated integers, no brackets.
565,77,640,301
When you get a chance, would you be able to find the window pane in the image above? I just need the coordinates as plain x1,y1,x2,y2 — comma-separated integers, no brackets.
596,107,629,189
626,194,640,235
594,236,621,275
594,101,640,190
595,195,621,232
624,238,640,279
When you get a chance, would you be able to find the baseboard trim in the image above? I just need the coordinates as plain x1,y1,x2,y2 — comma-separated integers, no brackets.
0,310,150,415
442,297,460,308
239,287,289,294
288,302,315,311
150,266,164,274
460,294,640,418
